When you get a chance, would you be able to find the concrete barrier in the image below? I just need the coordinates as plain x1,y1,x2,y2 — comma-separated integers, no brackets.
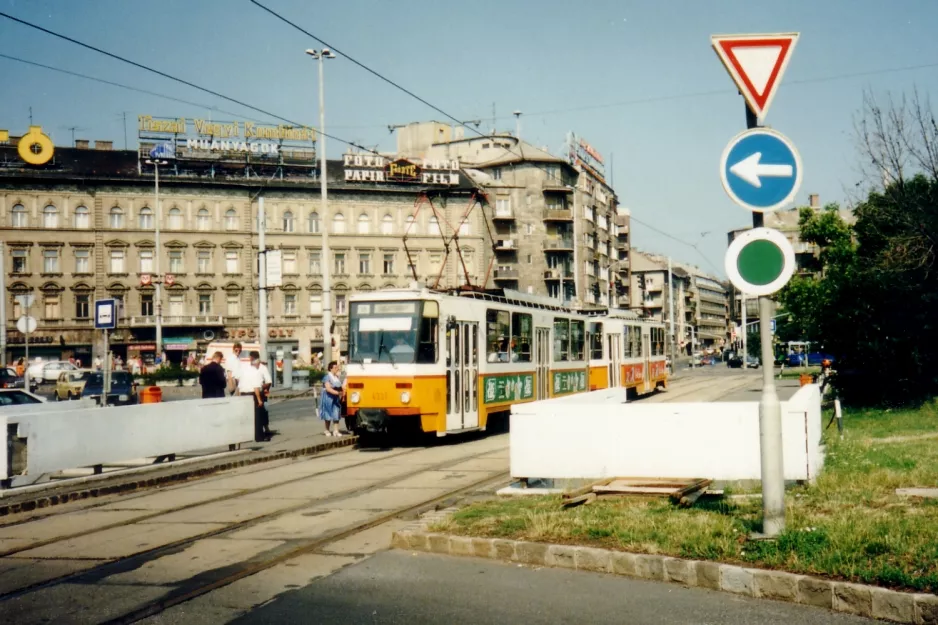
509,385,823,482
0,397,254,488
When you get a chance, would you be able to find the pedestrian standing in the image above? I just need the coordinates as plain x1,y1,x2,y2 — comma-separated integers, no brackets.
237,351,266,442
199,351,227,399
319,360,343,437
225,342,243,396
259,358,273,438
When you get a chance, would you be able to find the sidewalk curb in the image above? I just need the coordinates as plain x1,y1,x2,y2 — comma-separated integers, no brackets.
0,435,357,518
390,513,938,624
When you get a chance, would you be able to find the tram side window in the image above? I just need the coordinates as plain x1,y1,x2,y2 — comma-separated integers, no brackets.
622,326,632,358
553,318,569,361
635,327,644,357
486,309,510,362
418,300,439,363
589,322,604,360
652,328,664,356
511,312,532,362
570,320,585,361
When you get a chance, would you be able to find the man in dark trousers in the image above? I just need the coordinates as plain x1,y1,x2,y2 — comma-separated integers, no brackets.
199,351,227,398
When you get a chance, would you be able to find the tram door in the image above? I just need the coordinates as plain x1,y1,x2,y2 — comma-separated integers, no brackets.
607,333,621,387
641,327,652,393
534,327,550,400
446,321,479,431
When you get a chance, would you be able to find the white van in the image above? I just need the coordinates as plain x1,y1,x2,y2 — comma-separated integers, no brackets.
201,342,262,367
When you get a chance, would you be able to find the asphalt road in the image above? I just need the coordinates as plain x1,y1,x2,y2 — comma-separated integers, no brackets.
230,551,877,625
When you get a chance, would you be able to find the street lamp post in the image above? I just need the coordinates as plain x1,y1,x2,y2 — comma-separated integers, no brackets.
306,47,336,364
144,158,167,362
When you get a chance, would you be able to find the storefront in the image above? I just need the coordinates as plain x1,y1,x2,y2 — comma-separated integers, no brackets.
162,337,197,366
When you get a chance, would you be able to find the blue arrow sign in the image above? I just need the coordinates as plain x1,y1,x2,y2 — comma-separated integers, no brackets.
149,142,175,160
720,128,802,212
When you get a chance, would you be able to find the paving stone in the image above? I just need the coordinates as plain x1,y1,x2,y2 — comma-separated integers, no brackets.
662,557,696,586
833,582,873,618
610,551,639,577
634,554,665,581
695,561,721,591
492,539,517,561
871,587,914,623
390,531,411,550
720,564,754,596
914,593,938,625
427,533,451,554
753,569,801,601
574,547,610,573
470,537,495,559
322,520,409,555
514,541,548,566
797,576,833,609
449,536,473,557
407,532,430,552
547,545,576,569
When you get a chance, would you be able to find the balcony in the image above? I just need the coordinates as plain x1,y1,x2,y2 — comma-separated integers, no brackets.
699,292,726,305
130,315,224,327
543,268,573,280
494,267,520,280
492,207,515,221
542,208,573,221
494,239,516,251
544,238,574,251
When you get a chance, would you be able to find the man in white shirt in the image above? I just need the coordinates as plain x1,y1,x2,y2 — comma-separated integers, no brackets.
237,350,266,442
225,342,243,396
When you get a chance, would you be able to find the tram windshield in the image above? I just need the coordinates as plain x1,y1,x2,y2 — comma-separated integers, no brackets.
349,300,439,364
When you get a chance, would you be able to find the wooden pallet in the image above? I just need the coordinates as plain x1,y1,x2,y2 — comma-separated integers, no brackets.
561,477,712,508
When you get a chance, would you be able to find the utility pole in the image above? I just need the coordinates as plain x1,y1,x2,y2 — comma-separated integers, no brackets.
513,110,522,143
258,196,268,360
0,242,6,366
741,293,747,358
667,257,676,362
144,157,167,362
306,48,336,363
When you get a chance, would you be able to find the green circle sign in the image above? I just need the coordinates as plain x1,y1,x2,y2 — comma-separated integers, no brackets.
725,227,795,296
737,239,785,285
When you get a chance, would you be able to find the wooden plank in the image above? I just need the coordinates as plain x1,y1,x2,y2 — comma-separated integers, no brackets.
561,477,613,500
561,492,596,508
594,485,679,495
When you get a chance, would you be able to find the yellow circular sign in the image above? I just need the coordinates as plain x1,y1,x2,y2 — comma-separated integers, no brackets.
17,125,54,165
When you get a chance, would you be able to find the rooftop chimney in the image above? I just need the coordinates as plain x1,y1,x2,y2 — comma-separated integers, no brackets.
75,139,90,149
809,193,820,209
94,140,113,151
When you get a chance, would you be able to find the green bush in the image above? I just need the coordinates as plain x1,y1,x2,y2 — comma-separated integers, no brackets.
142,364,199,386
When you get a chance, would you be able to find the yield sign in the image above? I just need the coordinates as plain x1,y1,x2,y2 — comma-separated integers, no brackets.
711,33,799,122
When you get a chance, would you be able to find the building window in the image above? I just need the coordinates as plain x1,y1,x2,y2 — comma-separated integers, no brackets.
168,294,184,316
459,216,470,236
334,252,346,274
74,205,90,229
381,214,393,235
75,294,90,319
333,213,345,234
283,250,297,274
74,249,90,273
308,293,322,315
168,208,183,230
225,250,239,273
495,198,510,217
335,294,347,316
12,298,22,320
308,251,321,274
492,168,502,180
42,249,60,273
226,293,240,317
197,250,212,273
109,249,125,274
429,252,442,273
12,249,27,274
198,293,212,314
196,208,210,231
139,249,154,273
42,205,58,229
139,206,153,229
359,252,371,275
308,211,320,233
284,293,297,316
169,250,183,273
429,216,441,236
10,203,27,228
109,206,124,228
224,208,238,231
282,210,295,233
141,293,154,316
357,213,370,234
405,215,417,234
382,253,395,275
44,294,60,320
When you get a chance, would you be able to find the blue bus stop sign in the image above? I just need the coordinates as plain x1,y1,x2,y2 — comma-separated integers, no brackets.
720,128,802,213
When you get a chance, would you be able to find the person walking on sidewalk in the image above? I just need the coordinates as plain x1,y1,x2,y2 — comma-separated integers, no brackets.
319,360,344,437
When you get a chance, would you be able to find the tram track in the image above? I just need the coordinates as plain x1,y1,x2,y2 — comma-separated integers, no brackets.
0,434,510,623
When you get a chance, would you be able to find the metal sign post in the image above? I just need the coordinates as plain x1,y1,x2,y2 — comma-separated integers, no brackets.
95,299,118,407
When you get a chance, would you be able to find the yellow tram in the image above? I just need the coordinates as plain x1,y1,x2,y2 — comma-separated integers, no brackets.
344,287,668,437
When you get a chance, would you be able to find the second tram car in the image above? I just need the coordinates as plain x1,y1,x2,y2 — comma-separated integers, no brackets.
344,287,667,438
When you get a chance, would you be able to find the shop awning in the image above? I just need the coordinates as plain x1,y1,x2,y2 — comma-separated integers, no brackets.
163,337,195,350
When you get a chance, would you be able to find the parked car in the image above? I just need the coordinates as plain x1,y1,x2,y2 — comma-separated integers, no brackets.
81,371,138,406
728,354,760,369
39,361,78,383
0,368,25,389
0,388,46,407
54,369,93,401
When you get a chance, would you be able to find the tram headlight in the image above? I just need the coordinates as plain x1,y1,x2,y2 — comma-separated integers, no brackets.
400,391,411,404
350,391,360,404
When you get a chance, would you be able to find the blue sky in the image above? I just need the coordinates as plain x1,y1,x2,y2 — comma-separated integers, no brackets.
2,0,937,275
